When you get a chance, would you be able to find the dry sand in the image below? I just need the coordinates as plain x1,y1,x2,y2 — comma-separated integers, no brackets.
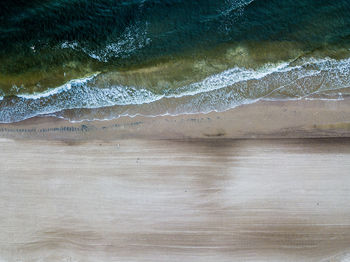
1,99,350,261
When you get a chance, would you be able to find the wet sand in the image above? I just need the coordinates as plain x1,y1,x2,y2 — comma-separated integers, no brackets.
1,98,350,140
1,99,350,261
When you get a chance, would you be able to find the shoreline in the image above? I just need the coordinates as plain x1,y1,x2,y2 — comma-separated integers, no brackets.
2,1,350,261
1,98,350,140
1,98,350,261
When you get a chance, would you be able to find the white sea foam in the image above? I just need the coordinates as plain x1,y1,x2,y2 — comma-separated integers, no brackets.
169,62,291,98
11,57,350,106
11,61,292,105
219,0,254,33
59,21,151,63
69,22,152,62
17,74,98,99
61,41,78,49
1,56,350,123
223,0,254,16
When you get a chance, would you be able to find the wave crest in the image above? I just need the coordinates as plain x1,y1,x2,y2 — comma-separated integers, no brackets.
1,56,349,123
60,22,151,62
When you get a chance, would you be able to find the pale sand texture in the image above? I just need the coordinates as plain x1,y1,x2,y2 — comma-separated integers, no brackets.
1,138,350,262
1,99,350,261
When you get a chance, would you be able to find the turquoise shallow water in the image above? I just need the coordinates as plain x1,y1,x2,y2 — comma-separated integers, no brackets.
0,0,350,122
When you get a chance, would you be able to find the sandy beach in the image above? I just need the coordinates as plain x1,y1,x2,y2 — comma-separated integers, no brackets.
1,99,350,261
2,1,350,261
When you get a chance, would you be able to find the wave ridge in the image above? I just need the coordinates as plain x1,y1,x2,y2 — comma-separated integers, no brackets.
1,56,350,123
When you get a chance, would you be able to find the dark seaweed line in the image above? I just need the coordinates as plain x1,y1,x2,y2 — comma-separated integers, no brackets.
0,121,146,135
0,125,88,133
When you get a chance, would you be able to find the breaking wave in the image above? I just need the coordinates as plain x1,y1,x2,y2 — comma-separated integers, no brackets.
1,56,349,123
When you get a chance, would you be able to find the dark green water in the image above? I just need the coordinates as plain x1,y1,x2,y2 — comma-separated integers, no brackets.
1,0,350,122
